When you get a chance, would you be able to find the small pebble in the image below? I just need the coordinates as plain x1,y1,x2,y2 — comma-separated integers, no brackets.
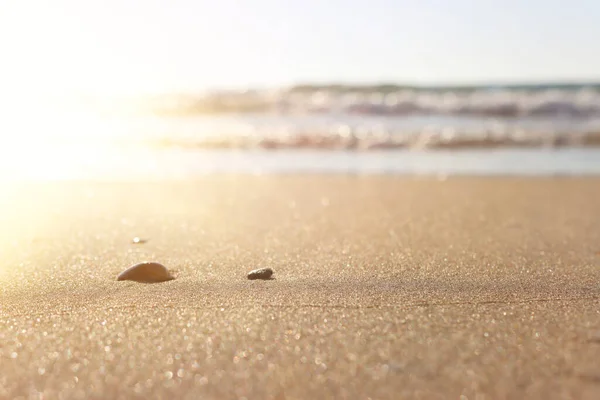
588,332,600,343
117,262,173,283
247,267,274,280
132,237,148,244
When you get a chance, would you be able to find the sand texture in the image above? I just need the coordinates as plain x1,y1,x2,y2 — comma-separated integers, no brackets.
1,176,599,399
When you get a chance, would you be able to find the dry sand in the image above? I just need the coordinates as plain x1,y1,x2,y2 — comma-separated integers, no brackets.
0,176,599,399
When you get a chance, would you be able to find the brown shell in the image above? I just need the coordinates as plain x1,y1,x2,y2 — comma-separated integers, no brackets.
117,262,174,283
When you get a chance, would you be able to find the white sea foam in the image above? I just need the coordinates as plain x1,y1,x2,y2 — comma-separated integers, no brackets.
152,86,600,118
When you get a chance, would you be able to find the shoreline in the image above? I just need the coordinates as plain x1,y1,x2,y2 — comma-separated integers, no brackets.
3,148,600,181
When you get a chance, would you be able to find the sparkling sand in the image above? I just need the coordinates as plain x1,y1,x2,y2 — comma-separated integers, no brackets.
1,177,599,399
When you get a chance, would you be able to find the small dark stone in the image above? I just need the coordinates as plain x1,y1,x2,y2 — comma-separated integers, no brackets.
588,332,600,343
247,267,274,280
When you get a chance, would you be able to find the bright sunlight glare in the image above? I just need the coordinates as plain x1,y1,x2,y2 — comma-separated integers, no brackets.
0,2,175,181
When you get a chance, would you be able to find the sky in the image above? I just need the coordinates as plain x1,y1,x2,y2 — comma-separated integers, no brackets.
1,0,600,95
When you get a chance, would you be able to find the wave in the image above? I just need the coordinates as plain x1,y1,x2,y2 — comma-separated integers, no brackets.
145,129,600,151
142,86,600,118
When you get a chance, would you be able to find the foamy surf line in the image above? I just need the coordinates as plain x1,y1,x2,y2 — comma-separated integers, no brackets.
139,85,600,117
144,129,600,150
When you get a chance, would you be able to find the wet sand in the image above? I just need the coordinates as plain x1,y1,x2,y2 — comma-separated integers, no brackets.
1,176,599,399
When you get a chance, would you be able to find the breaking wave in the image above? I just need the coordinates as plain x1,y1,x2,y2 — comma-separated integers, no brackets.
146,127,600,151
147,84,600,118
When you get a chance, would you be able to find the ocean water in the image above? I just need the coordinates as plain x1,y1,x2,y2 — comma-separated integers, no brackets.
2,84,600,179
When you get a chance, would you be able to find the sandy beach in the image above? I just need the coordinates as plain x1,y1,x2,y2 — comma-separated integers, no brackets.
1,176,599,399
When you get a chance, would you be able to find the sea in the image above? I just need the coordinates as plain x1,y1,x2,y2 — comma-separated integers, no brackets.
2,83,600,180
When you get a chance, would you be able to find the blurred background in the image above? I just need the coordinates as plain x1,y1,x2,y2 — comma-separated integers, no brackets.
1,0,600,179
